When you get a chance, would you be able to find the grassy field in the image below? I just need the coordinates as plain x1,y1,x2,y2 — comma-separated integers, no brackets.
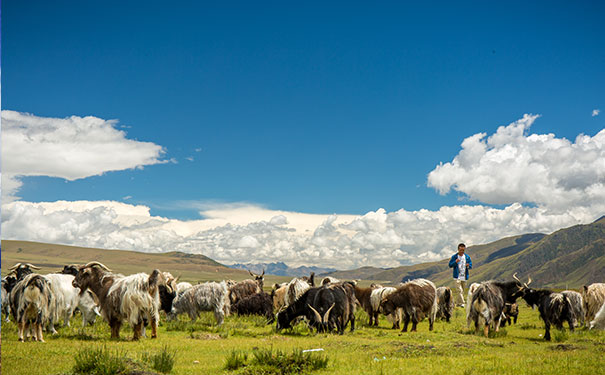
2,303,604,375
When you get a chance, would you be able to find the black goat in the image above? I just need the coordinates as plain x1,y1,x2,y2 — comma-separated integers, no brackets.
232,292,274,322
521,289,574,341
276,287,320,331
308,283,356,334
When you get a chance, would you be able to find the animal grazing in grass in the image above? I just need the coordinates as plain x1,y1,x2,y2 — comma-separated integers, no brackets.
72,262,167,340
170,281,230,325
468,274,525,337
228,270,265,306
380,278,437,332
517,276,574,341
589,301,605,330
231,291,274,322
9,273,53,342
370,286,401,329
436,286,455,322
499,303,518,327
276,287,321,331
308,282,356,334
581,283,605,328
353,283,381,326
272,273,316,314
561,290,585,328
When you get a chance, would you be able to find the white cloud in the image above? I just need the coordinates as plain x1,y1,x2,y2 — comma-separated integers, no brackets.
1,110,167,201
1,200,600,269
427,114,605,211
593,109,600,117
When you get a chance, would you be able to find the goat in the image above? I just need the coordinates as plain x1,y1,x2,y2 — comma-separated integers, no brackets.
561,290,585,328
228,270,265,306
465,282,481,327
285,274,315,307
589,301,605,330
468,275,525,337
380,278,437,332
521,287,574,341
582,283,605,327
321,276,340,285
8,263,41,281
436,286,455,322
276,287,321,331
2,276,18,322
170,281,230,325
72,262,165,340
10,274,53,342
59,265,102,328
231,291,274,322
354,284,380,326
370,286,401,329
500,303,519,327
43,273,82,333
308,282,356,334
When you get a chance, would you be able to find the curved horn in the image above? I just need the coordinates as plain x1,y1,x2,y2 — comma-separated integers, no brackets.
8,263,23,271
512,272,521,283
323,303,335,324
261,269,265,277
248,270,257,277
83,262,112,271
24,263,41,270
526,276,532,287
307,304,322,324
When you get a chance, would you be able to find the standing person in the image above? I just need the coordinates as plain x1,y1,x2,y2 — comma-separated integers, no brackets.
448,243,472,307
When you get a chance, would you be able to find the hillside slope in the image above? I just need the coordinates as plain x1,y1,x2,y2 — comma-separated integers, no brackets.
0,240,288,285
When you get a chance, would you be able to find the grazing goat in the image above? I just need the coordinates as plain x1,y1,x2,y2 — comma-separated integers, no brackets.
370,287,401,329
582,283,605,327
436,286,455,322
561,290,585,328
276,287,321,331
354,284,380,326
308,282,356,334
589,301,605,330
521,287,574,341
10,274,53,342
231,292,274,322
228,270,265,306
170,281,230,325
380,279,437,332
468,275,525,337
321,277,340,285
72,262,165,340
44,273,82,333
2,276,18,322
500,303,519,327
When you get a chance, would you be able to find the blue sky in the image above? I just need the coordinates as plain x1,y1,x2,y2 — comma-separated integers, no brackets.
2,2,605,268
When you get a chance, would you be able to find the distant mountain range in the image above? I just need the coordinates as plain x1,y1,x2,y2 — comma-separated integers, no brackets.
323,216,605,289
229,261,336,277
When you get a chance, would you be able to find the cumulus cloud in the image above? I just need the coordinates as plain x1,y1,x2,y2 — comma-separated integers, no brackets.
1,200,600,269
593,109,600,117
1,110,167,201
427,114,605,211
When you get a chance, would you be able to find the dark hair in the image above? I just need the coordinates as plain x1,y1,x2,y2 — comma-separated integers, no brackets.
458,243,466,249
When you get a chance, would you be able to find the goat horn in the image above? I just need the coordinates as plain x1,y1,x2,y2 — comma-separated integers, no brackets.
512,272,521,283
8,263,23,271
307,304,322,324
261,269,265,277
25,263,41,270
526,276,532,287
83,262,112,271
323,303,335,324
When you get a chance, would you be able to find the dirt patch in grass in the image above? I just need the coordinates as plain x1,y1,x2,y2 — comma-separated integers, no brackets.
550,344,581,351
189,333,222,340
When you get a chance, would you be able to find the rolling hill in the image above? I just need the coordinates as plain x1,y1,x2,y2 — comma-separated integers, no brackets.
0,240,291,286
323,216,605,289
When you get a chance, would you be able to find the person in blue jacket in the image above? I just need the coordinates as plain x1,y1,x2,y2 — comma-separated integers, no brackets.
448,243,472,307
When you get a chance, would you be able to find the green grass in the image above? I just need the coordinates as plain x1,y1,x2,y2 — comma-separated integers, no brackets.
2,304,604,375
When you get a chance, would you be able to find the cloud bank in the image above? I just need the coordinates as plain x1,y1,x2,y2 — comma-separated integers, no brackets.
1,112,603,269
1,110,167,201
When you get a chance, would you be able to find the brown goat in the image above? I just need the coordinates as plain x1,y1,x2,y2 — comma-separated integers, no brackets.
354,284,380,326
381,279,437,332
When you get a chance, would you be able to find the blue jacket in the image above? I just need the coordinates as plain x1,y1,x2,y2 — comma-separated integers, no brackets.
448,253,472,280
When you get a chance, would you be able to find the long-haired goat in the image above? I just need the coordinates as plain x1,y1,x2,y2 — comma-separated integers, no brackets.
561,290,585,328
589,301,605,330
276,287,321,331
380,279,437,332
354,284,381,326
231,291,274,322
436,286,455,322
2,276,18,322
170,281,230,325
308,282,356,334
465,282,481,327
468,275,525,337
500,303,519,327
228,270,265,306
370,287,401,329
72,262,165,340
582,283,605,327
521,286,574,341
10,274,53,342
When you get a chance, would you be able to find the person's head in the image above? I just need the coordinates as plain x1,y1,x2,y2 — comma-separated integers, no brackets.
457,243,466,255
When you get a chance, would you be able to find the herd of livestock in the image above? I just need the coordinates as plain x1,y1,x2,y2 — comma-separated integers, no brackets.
2,262,605,343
